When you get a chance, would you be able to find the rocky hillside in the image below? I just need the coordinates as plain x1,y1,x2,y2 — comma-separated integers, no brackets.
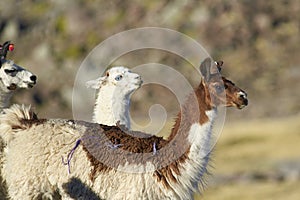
0,0,299,119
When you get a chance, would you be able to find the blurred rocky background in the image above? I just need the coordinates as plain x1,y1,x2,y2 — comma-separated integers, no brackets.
1,0,299,119
1,0,299,199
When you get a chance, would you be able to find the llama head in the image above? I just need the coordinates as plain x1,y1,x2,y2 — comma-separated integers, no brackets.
86,66,142,97
0,41,37,92
0,60,37,91
200,57,248,109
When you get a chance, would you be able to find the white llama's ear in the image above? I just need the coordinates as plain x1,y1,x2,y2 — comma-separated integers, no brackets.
86,77,106,89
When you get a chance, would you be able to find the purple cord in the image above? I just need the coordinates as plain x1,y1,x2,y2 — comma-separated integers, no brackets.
62,139,81,174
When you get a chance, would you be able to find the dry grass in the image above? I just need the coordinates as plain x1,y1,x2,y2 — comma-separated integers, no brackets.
196,114,300,199
213,115,300,174
198,180,300,200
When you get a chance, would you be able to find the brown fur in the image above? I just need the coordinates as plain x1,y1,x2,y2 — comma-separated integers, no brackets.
80,123,169,181
12,110,45,130
19,115,46,128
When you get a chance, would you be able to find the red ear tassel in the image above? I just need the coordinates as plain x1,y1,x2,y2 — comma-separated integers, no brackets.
8,44,14,51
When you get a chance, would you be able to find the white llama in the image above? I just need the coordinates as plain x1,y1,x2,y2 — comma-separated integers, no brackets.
86,66,142,128
0,58,247,199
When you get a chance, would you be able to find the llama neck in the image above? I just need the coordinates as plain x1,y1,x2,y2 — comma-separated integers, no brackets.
163,82,216,196
0,90,13,112
168,82,212,141
93,85,131,129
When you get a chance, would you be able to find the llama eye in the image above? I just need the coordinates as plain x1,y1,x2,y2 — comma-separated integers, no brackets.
115,75,123,81
4,69,17,75
215,85,224,93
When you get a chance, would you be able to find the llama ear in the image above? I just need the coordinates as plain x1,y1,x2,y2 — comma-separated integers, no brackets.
200,57,212,81
0,41,11,60
0,41,13,68
215,61,223,72
86,77,106,89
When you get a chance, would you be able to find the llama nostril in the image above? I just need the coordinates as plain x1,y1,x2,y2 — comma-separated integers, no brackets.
30,75,37,82
244,98,248,106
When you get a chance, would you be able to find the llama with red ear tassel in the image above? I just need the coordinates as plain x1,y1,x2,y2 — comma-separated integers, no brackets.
0,41,37,198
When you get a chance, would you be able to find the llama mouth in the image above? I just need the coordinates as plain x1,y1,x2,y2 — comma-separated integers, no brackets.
237,101,248,109
7,84,17,91
238,104,246,109
136,80,143,88
25,81,36,88
232,102,247,109
28,83,35,88
234,98,248,109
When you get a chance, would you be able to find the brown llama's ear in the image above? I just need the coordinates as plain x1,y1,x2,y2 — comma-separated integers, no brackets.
215,61,223,72
200,57,212,82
